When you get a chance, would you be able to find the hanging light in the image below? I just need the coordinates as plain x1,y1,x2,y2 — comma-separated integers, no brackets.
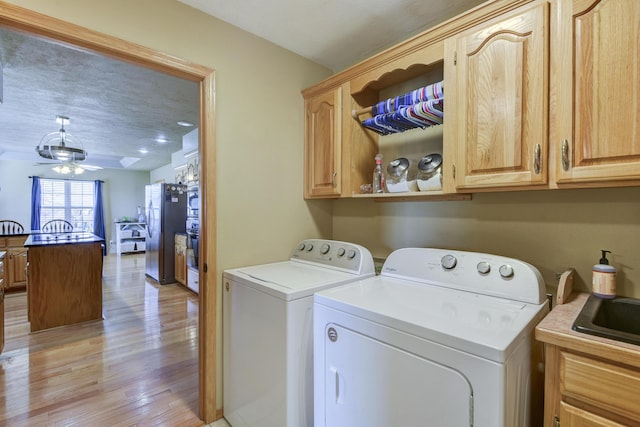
36,115,87,162
52,162,85,175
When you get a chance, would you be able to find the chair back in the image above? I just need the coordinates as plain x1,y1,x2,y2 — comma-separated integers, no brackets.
42,219,74,233
0,220,24,236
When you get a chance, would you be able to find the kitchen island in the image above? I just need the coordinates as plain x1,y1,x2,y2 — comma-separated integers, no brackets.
25,232,104,332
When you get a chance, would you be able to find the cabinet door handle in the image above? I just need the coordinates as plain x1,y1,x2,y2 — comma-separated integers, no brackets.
561,139,570,171
332,171,337,187
534,144,542,174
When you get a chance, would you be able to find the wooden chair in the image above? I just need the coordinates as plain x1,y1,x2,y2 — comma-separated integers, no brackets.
0,220,24,236
41,219,74,233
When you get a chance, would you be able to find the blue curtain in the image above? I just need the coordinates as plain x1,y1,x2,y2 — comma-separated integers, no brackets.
30,176,41,231
94,180,106,255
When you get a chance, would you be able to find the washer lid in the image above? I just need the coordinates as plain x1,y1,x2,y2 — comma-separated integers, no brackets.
314,276,548,363
224,261,373,301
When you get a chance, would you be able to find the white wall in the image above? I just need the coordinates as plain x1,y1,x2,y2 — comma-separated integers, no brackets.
150,163,174,184
0,159,150,245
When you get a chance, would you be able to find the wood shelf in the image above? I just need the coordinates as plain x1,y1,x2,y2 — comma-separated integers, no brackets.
351,191,471,203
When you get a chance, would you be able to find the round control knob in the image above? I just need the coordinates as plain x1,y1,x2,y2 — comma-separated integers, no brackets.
346,249,356,259
320,244,330,255
477,261,491,275
441,254,457,270
306,244,314,252
297,243,306,252
499,264,514,278
337,248,346,257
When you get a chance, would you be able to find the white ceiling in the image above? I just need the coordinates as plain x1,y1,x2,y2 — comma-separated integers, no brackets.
0,0,485,172
177,0,486,72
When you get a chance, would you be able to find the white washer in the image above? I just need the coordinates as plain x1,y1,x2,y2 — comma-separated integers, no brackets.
314,247,549,427
223,239,375,427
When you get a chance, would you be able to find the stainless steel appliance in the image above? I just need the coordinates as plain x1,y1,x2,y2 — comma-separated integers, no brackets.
145,183,187,284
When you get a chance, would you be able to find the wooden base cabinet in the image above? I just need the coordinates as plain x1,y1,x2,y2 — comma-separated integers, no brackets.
0,236,28,291
544,346,640,426
175,234,187,286
27,241,103,332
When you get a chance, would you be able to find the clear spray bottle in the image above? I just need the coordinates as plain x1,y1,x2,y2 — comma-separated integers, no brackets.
373,153,385,193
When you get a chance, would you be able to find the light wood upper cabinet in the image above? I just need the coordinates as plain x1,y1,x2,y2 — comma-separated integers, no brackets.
304,86,342,198
446,1,549,190
554,0,640,184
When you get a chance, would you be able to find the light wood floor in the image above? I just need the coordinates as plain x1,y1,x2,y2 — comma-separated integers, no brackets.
0,253,203,426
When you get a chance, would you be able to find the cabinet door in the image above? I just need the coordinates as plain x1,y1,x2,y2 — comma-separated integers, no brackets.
448,2,549,189
174,235,186,285
304,86,342,198
0,289,4,354
8,248,27,288
555,0,640,183
559,402,625,427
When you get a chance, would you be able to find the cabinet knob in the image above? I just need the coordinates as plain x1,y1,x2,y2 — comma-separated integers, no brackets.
561,139,570,171
332,171,337,187
533,144,542,174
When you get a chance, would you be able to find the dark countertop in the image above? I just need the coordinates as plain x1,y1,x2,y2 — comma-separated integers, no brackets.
24,232,104,247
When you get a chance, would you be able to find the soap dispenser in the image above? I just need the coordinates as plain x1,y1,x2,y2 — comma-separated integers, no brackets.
592,249,616,299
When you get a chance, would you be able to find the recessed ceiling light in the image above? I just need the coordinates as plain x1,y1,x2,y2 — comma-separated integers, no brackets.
138,148,149,154
155,137,169,144
177,120,194,127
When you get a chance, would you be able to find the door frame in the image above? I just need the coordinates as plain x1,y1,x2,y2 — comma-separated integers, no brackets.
0,2,218,422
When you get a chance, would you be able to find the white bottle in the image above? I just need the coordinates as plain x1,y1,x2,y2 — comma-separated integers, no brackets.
373,153,385,193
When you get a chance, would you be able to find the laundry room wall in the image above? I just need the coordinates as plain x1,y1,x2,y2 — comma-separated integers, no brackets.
4,0,334,413
332,186,640,299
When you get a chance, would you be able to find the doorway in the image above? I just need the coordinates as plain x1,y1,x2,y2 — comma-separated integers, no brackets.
0,3,217,422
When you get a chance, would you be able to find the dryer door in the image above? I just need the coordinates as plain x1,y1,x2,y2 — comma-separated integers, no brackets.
322,324,473,427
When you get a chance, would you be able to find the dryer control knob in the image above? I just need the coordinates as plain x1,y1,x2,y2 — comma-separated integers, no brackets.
441,254,457,270
499,264,514,278
306,244,314,252
297,243,306,252
320,244,330,255
337,248,346,257
346,249,356,259
477,261,491,275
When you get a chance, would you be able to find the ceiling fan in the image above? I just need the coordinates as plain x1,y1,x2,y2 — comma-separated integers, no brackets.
34,160,103,175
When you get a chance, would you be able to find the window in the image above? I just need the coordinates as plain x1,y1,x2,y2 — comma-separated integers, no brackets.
40,179,95,232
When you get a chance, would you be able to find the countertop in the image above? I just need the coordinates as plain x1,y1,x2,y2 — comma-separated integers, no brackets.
535,292,640,369
24,232,104,247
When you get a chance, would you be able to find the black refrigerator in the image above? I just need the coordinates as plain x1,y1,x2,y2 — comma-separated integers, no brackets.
144,183,187,284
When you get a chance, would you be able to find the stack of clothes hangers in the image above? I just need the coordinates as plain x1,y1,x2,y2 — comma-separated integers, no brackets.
361,81,444,135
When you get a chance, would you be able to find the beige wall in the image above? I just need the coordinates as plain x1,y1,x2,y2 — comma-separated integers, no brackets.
4,0,334,412
333,186,640,298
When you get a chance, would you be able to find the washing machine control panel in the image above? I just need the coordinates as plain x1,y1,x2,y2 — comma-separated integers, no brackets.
291,239,375,274
382,248,546,305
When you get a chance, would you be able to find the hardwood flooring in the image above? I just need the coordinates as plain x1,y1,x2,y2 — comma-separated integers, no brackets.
0,253,203,426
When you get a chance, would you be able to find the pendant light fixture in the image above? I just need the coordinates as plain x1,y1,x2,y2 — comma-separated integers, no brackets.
52,162,85,175
36,115,87,162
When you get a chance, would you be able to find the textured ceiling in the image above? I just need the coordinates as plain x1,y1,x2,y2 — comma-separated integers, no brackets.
0,28,199,172
0,0,485,172
177,0,486,72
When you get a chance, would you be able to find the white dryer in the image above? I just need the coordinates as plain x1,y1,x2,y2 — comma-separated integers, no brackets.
314,247,549,427
223,239,375,427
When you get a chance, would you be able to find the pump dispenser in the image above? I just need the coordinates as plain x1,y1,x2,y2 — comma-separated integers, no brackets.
592,249,616,299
